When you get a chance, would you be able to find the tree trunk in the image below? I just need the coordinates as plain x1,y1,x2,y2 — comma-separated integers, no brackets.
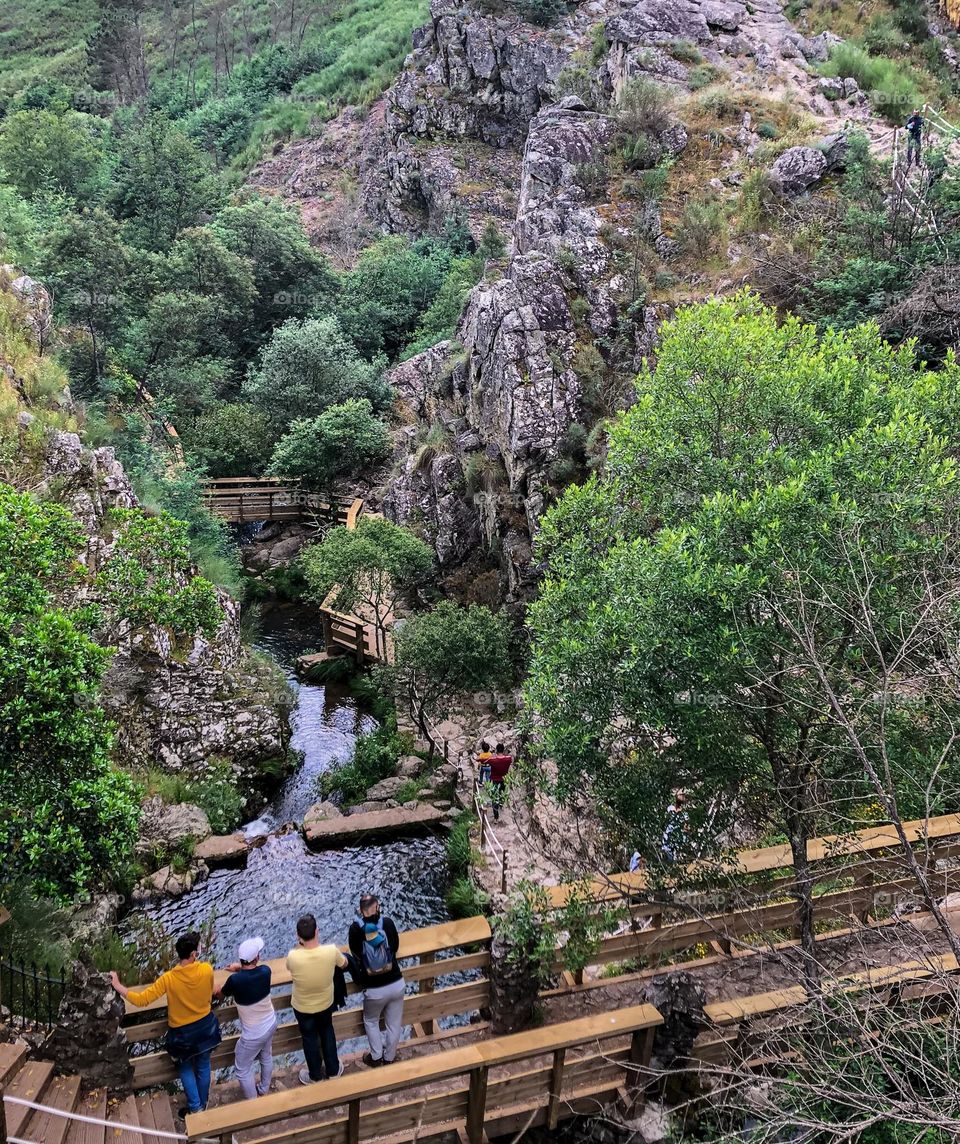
488,932,539,1034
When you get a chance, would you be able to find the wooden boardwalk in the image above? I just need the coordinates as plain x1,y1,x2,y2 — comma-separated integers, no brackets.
202,478,362,526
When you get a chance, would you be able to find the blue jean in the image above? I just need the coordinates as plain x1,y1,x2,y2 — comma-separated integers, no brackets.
294,1005,339,1080
178,1049,212,1112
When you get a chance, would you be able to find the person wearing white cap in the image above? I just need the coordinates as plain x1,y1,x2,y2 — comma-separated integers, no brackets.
216,937,276,1100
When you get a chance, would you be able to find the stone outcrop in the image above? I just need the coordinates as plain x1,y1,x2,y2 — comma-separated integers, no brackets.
46,961,132,1089
136,798,212,857
131,860,210,903
35,428,294,774
766,145,828,195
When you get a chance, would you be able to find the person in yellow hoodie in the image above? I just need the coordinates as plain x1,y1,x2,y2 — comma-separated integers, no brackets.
111,932,221,1116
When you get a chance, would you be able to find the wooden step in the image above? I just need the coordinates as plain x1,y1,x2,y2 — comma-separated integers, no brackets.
64,1089,107,1144
0,1041,28,1086
23,1074,81,1144
4,1061,56,1137
143,1093,176,1139
110,1095,143,1144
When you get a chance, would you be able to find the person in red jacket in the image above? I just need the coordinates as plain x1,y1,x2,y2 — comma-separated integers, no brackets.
488,743,513,821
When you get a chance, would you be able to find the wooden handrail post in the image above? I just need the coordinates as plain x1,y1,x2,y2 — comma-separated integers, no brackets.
479,805,487,851
546,1047,566,1131
1,1082,8,1144
420,951,436,1036
500,852,508,895
347,1098,360,1144
629,1026,656,1090
466,1065,489,1144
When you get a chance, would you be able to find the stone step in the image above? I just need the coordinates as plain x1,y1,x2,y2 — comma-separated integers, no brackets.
64,1088,106,1144
4,1060,56,1137
23,1073,82,1144
0,1040,28,1086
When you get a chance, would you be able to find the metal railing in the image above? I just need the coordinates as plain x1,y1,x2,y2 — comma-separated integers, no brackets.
0,948,65,1030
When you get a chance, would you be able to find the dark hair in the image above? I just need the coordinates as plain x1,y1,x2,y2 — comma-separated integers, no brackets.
175,932,201,961
494,742,505,753
479,740,490,751
296,914,317,941
359,894,379,912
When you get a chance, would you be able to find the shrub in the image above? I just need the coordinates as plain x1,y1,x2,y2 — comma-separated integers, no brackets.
395,779,422,804
515,0,567,26
757,120,779,139
674,198,728,257
617,77,673,138
620,133,663,171
319,725,411,803
446,876,490,918
667,39,703,63
820,42,923,124
267,399,390,490
688,62,724,90
446,811,477,878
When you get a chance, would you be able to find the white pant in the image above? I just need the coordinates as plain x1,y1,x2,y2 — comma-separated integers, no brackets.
362,978,405,1063
234,1022,276,1099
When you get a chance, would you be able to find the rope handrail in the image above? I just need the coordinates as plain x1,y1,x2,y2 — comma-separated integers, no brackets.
2,1095,186,1141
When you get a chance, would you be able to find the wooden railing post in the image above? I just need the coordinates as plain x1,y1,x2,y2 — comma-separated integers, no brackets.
546,1047,566,1131
322,611,333,650
420,951,435,1036
629,1025,656,1090
500,852,508,895
466,1065,489,1144
347,1098,360,1144
1,1083,8,1144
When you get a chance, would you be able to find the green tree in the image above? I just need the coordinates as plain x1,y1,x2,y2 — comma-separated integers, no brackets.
0,109,109,202
243,314,388,435
181,403,274,479
390,600,512,742
111,115,223,250
335,235,447,360
96,509,222,637
301,517,433,660
525,292,960,987
39,208,131,387
212,197,335,344
0,485,139,902
267,399,391,490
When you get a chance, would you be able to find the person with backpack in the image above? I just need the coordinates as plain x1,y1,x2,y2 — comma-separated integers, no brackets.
488,743,513,822
905,108,924,169
216,937,276,1100
110,931,220,1117
348,894,404,1067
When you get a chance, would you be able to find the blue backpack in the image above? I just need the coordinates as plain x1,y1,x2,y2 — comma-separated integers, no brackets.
360,915,393,974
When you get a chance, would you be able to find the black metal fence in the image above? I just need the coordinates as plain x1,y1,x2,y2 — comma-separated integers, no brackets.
0,947,65,1030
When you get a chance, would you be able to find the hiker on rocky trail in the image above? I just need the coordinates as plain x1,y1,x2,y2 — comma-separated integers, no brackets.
110,931,221,1117
906,108,924,169
216,936,276,1100
488,742,513,822
286,913,348,1084
476,740,493,784
348,893,405,1067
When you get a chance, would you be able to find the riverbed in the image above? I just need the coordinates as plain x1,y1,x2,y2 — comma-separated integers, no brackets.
136,605,452,966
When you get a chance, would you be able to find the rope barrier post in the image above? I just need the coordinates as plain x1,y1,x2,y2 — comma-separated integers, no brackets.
500,851,508,895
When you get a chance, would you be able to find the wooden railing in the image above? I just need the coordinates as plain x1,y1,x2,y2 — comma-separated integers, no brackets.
202,479,361,526
123,918,492,1087
185,1003,664,1144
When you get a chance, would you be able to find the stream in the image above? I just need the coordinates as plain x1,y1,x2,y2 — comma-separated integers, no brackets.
134,604,452,968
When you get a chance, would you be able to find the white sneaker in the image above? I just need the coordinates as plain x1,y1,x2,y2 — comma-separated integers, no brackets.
332,1062,344,1078
299,1068,316,1085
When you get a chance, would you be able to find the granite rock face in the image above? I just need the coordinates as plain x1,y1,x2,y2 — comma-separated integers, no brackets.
47,961,133,1090
37,429,293,773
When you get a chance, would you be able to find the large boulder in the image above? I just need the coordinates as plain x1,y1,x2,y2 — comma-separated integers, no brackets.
136,797,212,856
767,146,828,195
46,960,132,1089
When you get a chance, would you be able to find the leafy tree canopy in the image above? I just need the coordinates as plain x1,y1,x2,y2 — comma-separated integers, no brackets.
0,485,139,902
267,398,391,490
526,293,960,906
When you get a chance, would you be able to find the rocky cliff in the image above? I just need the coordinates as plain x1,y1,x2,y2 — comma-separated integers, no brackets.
4,276,292,778
253,0,955,599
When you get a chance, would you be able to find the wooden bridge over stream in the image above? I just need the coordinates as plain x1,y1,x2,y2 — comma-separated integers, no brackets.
7,813,960,1144
202,479,363,527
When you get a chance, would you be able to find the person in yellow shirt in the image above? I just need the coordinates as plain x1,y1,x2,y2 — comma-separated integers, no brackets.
286,914,348,1084
111,932,220,1116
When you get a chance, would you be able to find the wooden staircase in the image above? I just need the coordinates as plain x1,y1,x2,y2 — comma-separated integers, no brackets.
0,1044,176,1144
